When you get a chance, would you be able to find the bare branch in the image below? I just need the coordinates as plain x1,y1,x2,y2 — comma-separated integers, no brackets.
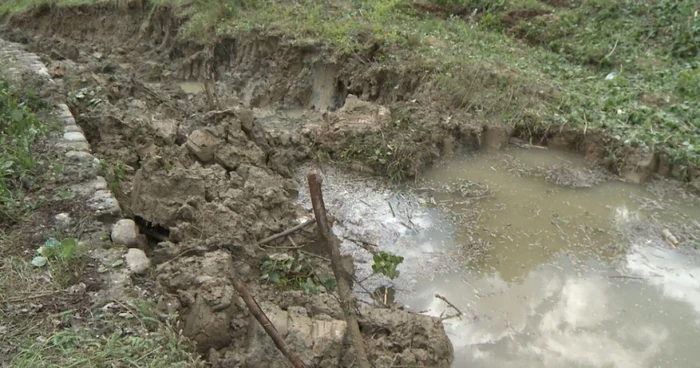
231,273,306,368
307,168,371,368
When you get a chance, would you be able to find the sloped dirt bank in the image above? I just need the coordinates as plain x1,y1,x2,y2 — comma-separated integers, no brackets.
1,4,458,367
5,2,698,189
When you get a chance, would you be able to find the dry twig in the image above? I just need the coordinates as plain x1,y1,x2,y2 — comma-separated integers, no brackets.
255,219,315,247
230,273,306,368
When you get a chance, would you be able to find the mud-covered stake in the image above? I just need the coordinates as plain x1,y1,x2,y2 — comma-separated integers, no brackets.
307,168,372,368
230,274,306,368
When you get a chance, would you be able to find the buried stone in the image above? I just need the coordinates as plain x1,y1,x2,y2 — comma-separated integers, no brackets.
125,248,151,275
111,218,140,247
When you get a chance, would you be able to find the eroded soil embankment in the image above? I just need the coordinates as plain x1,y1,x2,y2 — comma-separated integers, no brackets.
5,2,696,188
1,4,456,367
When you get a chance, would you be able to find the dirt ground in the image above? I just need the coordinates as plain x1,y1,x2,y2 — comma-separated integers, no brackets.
1,2,698,367
1,4,459,367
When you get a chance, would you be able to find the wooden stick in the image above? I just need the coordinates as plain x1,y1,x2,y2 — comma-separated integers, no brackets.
435,293,463,317
307,168,371,368
255,219,315,246
230,274,306,368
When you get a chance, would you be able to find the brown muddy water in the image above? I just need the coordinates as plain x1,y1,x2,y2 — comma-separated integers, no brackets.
297,147,700,368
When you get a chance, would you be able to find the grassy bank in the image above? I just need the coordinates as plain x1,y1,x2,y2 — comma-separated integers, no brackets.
0,76,202,367
1,0,698,175
163,0,699,174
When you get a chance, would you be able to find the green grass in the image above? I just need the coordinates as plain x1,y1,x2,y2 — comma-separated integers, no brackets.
227,0,699,171
0,296,205,368
0,77,59,223
1,0,698,175
0,66,202,368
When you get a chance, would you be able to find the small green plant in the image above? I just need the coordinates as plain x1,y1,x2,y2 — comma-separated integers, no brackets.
31,237,85,287
371,251,404,279
260,253,337,294
100,160,126,192
0,77,56,222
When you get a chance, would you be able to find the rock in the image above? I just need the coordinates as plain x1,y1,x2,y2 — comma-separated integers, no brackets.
64,150,94,164
186,129,220,163
125,248,151,275
480,122,514,150
63,131,87,142
71,176,108,196
157,251,244,352
55,213,71,227
215,140,267,170
55,104,72,119
621,149,658,184
111,219,139,247
244,303,347,367
64,124,83,133
359,307,454,367
58,141,91,152
90,190,122,221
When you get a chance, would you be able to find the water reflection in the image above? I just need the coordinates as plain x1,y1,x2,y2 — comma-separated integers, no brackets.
408,148,700,367
296,147,700,367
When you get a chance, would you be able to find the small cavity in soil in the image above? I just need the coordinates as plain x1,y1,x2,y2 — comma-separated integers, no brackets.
306,147,700,368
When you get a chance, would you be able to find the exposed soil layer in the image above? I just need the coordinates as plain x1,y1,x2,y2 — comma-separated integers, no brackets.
0,3,459,366
2,2,698,366
5,3,699,189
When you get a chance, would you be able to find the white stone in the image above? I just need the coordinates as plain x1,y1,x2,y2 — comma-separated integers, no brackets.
125,248,151,275
70,176,107,196
64,125,83,133
56,104,72,119
55,212,71,227
65,150,93,162
111,219,139,247
91,189,121,218
63,131,87,142
58,141,90,152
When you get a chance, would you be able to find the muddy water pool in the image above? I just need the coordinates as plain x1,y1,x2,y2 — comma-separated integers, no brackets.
297,147,700,367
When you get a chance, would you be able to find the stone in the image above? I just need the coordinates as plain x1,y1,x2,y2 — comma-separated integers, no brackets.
111,219,139,247
90,189,121,220
61,116,76,125
186,129,220,163
63,131,87,142
65,150,94,163
64,125,83,133
480,122,514,150
621,149,658,184
71,176,107,196
55,212,71,227
125,248,151,275
58,141,90,152
55,104,72,119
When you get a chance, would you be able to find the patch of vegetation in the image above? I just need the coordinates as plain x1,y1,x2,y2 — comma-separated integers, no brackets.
260,252,337,294
29,237,86,287
1,300,205,368
371,251,404,279
0,77,58,223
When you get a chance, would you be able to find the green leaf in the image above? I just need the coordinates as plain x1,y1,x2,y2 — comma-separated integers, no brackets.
31,256,48,267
